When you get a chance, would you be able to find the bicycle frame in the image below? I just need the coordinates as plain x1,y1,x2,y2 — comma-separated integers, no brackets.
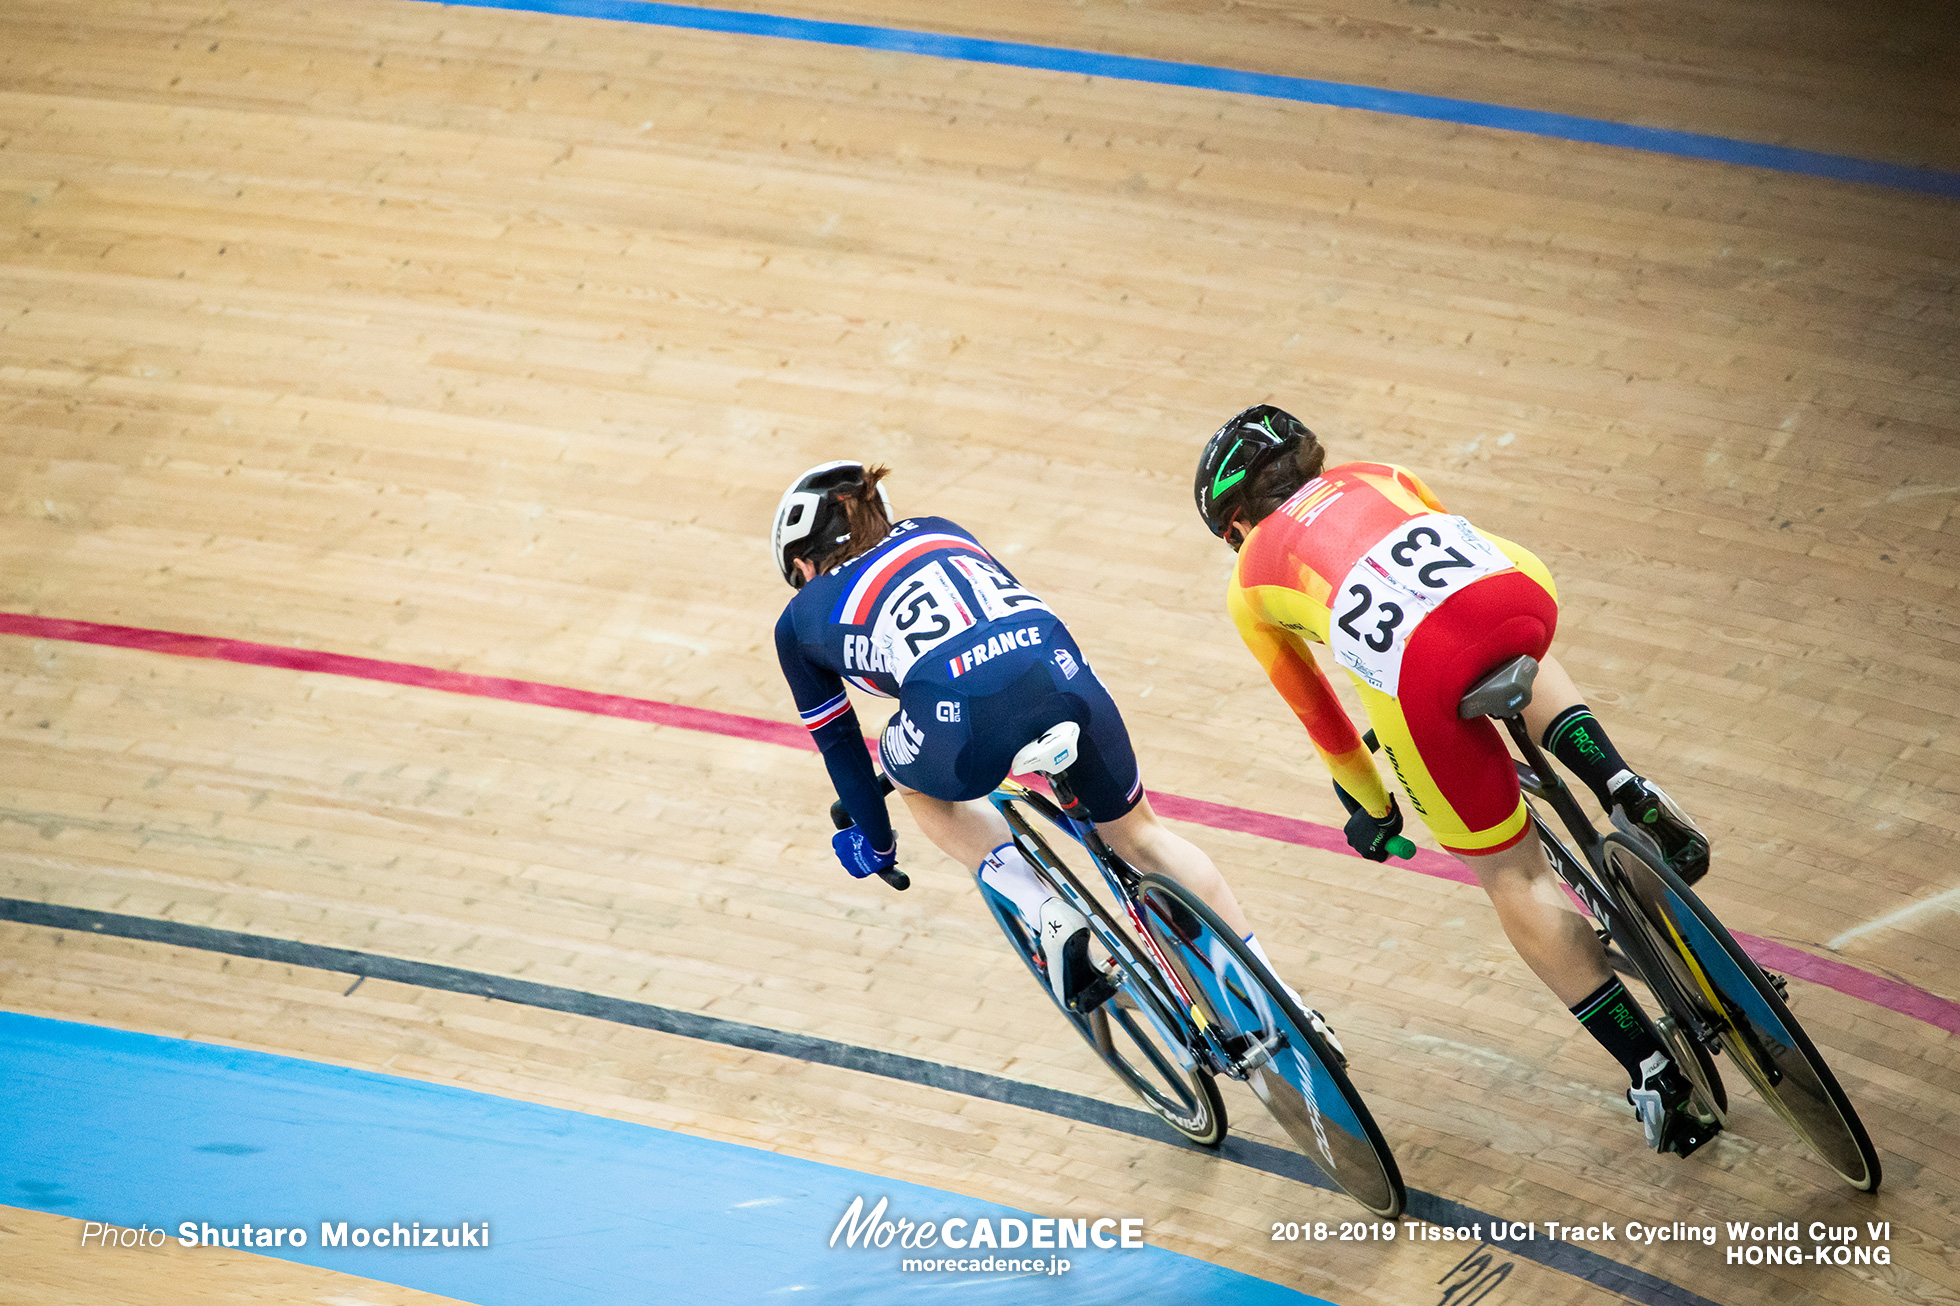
987,779,1238,1081
985,774,1412,1215
1498,716,1727,1053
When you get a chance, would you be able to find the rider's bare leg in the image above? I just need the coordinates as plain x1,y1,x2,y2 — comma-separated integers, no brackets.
1518,652,1585,741
1461,823,1612,1007
1468,822,1694,1139
1095,796,1253,938
895,785,1254,939
895,784,1012,866
1514,653,1708,885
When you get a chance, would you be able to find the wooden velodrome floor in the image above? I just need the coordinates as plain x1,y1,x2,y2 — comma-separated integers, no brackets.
2,0,1956,1303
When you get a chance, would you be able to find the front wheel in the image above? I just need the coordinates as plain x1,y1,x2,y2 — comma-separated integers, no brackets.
978,883,1227,1147
1602,835,1880,1191
1134,874,1405,1219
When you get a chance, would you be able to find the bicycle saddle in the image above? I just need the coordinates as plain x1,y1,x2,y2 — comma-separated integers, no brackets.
1458,655,1539,720
1011,721,1081,776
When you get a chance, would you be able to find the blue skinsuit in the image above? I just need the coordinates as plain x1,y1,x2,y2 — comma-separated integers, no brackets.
774,517,1142,852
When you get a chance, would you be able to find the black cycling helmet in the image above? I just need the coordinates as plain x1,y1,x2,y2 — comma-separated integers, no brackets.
771,460,893,587
1193,404,1311,539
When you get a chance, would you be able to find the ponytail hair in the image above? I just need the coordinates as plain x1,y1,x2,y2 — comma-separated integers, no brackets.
811,463,893,573
1239,436,1328,528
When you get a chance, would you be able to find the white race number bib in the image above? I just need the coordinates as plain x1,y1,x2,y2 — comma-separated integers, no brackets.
871,562,978,683
948,555,1050,622
1326,515,1511,696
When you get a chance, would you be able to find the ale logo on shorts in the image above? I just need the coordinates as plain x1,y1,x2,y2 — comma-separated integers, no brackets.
1053,649,1079,681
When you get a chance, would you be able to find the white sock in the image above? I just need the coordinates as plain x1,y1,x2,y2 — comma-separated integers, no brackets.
1243,932,1308,1008
1242,932,1277,973
978,843,1050,924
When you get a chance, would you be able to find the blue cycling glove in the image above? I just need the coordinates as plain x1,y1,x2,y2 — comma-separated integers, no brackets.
832,826,897,879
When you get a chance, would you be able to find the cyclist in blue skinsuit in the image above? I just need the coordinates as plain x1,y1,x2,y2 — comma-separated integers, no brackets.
772,461,1271,1013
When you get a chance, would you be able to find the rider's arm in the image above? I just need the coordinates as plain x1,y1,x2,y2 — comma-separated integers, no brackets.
1227,583,1394,819
774,608,896,853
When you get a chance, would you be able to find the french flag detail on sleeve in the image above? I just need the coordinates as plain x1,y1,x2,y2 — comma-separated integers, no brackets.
843,674,890,697
800,691,851,732
833,533,991,625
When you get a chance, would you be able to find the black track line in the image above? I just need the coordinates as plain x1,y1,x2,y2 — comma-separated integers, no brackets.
1,897,1717,1306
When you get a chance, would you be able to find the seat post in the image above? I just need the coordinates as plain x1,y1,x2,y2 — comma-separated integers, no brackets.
1503,710,1603,858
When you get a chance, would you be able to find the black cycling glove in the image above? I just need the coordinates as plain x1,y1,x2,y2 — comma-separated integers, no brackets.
1333,784,1407,862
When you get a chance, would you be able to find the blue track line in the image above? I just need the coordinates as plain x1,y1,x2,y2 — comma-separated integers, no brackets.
2,1012,1325,1306
0,900,1721,1306
431,0,1960,199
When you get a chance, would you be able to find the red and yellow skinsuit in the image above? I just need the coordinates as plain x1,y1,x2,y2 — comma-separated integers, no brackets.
1229,462,1559,856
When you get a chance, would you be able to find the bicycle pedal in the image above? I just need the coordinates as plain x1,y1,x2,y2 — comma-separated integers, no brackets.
1666,1118,1721,1159
1657,1078,1724,1158
1306,1009,1348,1069
1064,960,1123,1015
1065,969,1121,1015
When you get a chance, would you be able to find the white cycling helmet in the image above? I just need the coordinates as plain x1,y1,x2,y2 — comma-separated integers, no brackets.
771,460,893,587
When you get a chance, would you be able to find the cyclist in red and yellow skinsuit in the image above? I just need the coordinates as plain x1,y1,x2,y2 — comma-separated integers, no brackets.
1227,458,1561,859
1196,405,1716,1157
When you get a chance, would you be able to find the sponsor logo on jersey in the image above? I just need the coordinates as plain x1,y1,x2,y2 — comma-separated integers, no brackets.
881,710,926,767
944,625,1043,677
935,700,960,723
1053,648,1079,681
1381,743,1429,816
1278,477,1344,528
842,633,894,675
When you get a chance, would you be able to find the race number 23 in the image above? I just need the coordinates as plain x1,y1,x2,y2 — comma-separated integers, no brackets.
1335,584,1403,653
1328,516,1509,696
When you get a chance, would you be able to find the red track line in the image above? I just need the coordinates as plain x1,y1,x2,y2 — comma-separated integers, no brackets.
3,611,1953,1036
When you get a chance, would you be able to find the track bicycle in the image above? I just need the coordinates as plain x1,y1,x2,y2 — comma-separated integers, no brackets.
834,721,1406,1218
1451,654,1881,1191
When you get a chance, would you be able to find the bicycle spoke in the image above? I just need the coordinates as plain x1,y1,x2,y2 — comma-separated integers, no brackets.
985,794,1228,1147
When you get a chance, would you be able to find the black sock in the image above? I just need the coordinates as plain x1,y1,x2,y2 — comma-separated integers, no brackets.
1541,706,1634,808
1570,977,1666,1084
